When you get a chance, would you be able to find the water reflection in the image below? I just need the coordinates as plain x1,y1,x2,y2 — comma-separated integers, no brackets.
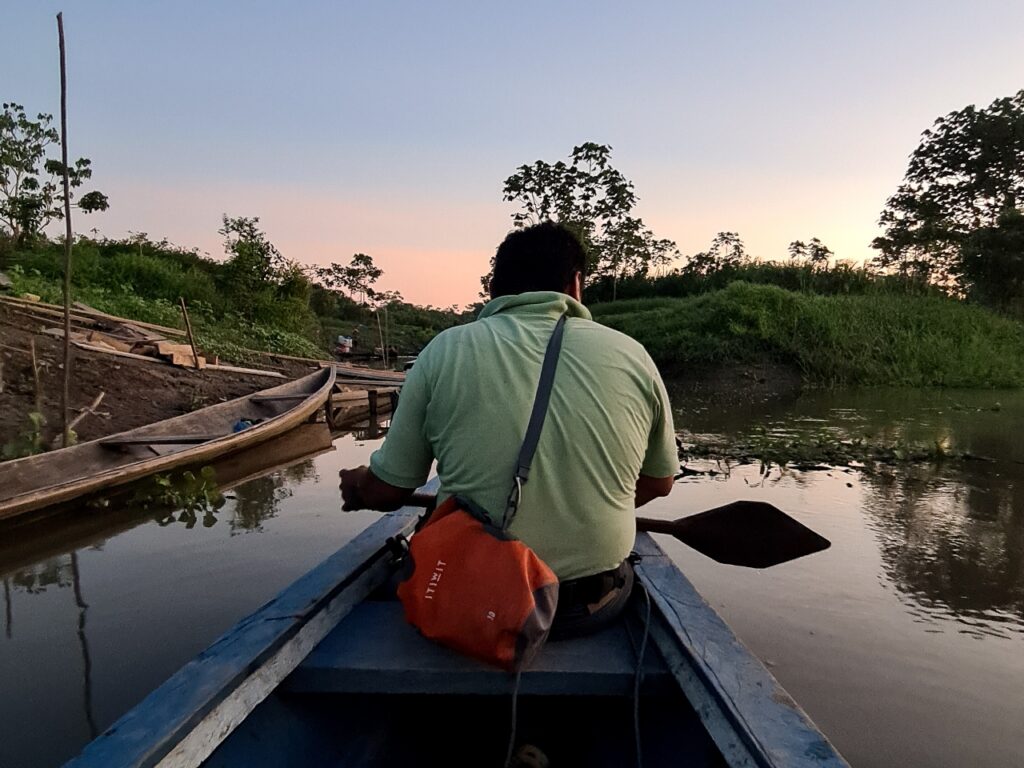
227,460,319,534
676,387,1024,637
861,465,1024,637
70,552,98,739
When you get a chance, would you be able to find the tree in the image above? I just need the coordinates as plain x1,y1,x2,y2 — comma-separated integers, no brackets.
0,102,108,242
219,215,287,286
788,237,833,265
498,142,677,296
683,231,748,275
957,208,1024,310
872,90,1024,285
315,253,383,304
218,215,310,319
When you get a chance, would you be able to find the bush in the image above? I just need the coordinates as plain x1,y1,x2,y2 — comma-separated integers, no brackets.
593,282,1024,387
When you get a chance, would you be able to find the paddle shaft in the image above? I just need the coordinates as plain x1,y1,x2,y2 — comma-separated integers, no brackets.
408,491,664,532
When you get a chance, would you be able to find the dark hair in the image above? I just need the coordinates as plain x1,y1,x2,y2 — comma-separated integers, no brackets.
489,221,587,298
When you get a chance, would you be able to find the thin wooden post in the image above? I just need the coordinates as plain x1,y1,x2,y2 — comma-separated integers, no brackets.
57,12,74,447
375,311,386,367
30,339,42,413
178,297,201,368
367,388,378,425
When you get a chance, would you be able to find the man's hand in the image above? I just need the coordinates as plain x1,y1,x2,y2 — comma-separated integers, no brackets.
339,465,415,512
339,466,370,511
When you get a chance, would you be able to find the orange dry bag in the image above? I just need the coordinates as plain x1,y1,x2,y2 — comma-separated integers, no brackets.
397,313,568,672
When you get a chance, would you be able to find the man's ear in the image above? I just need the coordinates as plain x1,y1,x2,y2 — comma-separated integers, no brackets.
566,271,583,301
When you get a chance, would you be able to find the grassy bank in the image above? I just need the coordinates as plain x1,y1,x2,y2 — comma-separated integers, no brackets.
6,267,325,362
1,236,467,364
592,282,1024,387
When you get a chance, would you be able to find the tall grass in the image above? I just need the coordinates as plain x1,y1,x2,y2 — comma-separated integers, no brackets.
585,260,940,303
593,282,1024,387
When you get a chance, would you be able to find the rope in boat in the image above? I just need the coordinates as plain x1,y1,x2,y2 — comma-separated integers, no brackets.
504,667,524,767
633,582,652,768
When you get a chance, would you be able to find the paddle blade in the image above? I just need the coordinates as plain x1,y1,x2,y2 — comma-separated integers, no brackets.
638,500,831,568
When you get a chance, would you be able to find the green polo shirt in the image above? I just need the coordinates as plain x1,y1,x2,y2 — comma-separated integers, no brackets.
369,291,678,581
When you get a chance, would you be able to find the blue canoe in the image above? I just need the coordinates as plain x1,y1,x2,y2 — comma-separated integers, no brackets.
64,494,849,768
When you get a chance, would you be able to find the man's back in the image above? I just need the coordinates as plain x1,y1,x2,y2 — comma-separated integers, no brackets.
369,291,677,581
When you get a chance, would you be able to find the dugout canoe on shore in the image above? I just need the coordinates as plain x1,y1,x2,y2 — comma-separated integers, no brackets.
64,484,849,768
0,368,336,524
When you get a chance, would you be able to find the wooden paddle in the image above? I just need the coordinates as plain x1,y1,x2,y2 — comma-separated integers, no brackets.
405,493,830,569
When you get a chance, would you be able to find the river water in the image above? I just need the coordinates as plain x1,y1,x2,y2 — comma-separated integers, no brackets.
1,388,1022,767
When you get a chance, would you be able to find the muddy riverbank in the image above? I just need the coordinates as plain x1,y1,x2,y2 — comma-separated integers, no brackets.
2,299,803,449
0,304,320,446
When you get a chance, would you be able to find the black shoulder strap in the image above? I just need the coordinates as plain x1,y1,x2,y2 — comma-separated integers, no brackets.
503,313,567,528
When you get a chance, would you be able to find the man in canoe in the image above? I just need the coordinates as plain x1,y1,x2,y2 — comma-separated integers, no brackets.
340,221,678,637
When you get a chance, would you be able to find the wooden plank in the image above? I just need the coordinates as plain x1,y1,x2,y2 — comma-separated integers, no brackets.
155,341,206,369
285,601,672,696
206,363,286,379
73,341,160,363
0,294,187,337
64,508,425,768
634,534,850,768
70,341,283,378
331,389,395,405
334,377,405,387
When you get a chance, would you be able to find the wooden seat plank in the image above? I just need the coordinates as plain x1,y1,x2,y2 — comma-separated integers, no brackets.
99,434,227,447
283,601,671,696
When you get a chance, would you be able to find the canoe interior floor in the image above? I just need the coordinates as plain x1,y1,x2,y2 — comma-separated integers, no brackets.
207,690,727,768
205,596,729,768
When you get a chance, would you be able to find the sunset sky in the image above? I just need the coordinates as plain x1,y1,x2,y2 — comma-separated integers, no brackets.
7,2,1024,306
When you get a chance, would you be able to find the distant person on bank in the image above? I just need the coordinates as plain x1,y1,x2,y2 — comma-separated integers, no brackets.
339,221,677,636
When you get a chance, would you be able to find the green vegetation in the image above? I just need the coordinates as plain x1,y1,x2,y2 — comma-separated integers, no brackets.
0,102,108,243
1,411,47,459
872,89,1024,309
678,426,990,478
493,142,678,298
123,466,226,528
1,229,468,363
593,282,1024,387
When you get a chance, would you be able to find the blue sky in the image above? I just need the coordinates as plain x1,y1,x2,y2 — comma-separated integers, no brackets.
6,2,1024,304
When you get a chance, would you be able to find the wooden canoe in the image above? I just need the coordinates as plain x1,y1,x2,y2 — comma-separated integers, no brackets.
0,368,336,523
0,422,337,577
64,484,850,768
322,361,407,385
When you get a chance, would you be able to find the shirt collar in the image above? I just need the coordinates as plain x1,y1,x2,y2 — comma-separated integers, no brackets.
478,291,592,321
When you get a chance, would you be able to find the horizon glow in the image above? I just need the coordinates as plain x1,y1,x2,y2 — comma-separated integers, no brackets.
5,2,1023,306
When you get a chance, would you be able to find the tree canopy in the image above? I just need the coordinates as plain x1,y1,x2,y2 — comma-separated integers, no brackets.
872,90,1024,292
499,142,678,297
315,253,383,304
788,238,833,265
0,102,109,243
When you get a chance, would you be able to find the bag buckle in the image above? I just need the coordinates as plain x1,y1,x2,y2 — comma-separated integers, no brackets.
502,476,523,529
386,534,410,561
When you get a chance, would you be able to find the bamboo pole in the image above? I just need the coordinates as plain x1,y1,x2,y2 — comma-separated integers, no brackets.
57,12,74,448
178,297,201,368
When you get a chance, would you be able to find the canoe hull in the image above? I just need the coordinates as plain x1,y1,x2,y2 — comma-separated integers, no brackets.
63,491,849,768
0,368,335,522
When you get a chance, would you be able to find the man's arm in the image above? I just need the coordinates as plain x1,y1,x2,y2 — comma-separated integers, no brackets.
635,474,674,508
337,339,435,511
340,465,415,511
635,355,678,508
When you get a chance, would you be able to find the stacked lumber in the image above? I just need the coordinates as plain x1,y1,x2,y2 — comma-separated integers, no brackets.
42,326,206,368
1,295,283,378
